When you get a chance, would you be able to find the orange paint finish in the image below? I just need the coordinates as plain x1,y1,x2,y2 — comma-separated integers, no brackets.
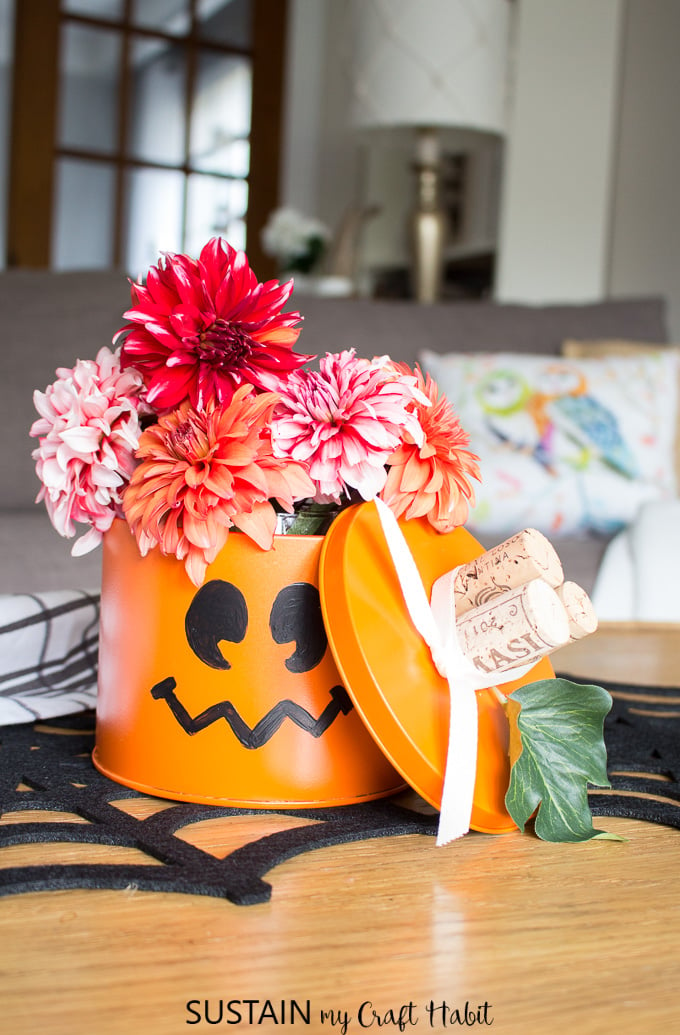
93,519,404,807
319,504,554,834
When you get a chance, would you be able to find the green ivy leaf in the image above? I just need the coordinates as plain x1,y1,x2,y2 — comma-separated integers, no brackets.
505,678,622,842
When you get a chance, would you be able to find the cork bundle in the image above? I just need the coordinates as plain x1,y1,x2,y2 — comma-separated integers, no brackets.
451,528,597,676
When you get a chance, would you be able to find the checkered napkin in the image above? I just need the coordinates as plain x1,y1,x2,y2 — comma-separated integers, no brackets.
0,590,99,725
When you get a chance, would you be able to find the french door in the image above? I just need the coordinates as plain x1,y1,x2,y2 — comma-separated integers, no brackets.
7,0,287,278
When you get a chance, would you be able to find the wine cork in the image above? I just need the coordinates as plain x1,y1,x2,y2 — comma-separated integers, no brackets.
456,578,571,676
558,581,598,640
454,528,564,616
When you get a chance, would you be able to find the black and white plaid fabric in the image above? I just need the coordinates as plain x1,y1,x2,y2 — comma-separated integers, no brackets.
0,590,99,725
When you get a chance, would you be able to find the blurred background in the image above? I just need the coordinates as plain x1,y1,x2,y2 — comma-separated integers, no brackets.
0,0,679,336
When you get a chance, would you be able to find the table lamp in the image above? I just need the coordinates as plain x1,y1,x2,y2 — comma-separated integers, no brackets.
346,0,511,302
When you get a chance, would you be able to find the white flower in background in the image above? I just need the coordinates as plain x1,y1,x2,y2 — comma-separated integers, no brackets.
261,207,331,274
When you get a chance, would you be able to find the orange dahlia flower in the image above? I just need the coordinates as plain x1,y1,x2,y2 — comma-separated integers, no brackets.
381,365,481,532
123,386,316,586
117,238,311,412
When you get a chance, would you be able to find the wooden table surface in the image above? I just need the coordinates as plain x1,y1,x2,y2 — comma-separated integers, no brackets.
1,623,679,1035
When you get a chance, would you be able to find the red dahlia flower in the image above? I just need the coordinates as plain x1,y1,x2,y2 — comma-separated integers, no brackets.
117,237,311,412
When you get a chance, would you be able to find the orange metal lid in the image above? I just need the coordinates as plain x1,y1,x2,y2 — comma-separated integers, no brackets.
318,502,554,833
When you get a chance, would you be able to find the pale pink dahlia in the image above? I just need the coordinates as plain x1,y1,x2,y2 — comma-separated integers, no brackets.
117,237,311,412
123,387,316,586
271,350,426,502
381,365,481,532
30,346,147,555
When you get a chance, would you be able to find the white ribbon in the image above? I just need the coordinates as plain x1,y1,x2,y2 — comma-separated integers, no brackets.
373,499,533,845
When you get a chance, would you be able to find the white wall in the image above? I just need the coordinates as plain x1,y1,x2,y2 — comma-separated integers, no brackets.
495,0,624,303
279,0,331,218
494,0,680,339
280,0,506,285
283,0,365,243
608,0,680,340
282,0,680,336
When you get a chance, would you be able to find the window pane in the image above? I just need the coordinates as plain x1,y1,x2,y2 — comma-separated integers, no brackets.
193,137,249,178
190,51,251,174
196,0,252,48
127,35,187,165
57,24,121,153
52,158,116,269
61,0,125,19
132,0,190,36
123,167,185,278
186,173,247,257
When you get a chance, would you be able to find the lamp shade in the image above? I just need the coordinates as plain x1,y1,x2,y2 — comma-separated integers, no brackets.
347,0,511,136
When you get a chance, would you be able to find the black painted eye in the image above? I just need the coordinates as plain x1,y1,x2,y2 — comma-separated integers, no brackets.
185,580,248,670
269,583,327,673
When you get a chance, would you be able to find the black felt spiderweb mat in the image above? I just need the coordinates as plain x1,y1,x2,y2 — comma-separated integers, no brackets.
0,675,679,907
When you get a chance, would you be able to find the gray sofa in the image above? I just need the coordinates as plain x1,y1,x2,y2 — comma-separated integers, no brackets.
1,268,669,595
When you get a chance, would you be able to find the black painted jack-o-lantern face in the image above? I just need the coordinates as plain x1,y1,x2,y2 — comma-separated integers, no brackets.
150,579,353,747
95,521,402,807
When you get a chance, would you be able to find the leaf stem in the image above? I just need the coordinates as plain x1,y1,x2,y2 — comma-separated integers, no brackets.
490,684,508,709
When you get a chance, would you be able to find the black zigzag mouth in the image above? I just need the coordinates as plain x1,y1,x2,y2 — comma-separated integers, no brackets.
150,677,353,748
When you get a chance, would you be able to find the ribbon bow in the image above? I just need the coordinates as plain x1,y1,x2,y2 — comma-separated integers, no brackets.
373,498,533,845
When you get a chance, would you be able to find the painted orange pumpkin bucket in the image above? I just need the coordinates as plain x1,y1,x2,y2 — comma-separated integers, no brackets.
93,519,405,807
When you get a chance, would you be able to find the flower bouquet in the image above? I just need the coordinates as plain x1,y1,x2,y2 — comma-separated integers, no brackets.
30,238,614,841
31,238,479,586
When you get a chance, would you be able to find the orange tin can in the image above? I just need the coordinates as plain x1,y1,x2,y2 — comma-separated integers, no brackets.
93,519,405,807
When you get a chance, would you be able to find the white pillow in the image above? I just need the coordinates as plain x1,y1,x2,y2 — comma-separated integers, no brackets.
0,589,99,726
419,349,679,538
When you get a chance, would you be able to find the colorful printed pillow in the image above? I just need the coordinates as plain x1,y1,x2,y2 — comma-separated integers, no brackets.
419,349,679,538
562,339,680,489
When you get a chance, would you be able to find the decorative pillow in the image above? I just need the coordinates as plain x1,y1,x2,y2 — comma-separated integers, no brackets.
419,349,679,539
0,590,99,726
562,339,680,489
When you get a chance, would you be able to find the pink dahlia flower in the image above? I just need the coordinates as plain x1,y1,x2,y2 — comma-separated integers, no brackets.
30,346,147,555
123,387,316,586
271,350,426,502
380,365,481,532
117,237,311,411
